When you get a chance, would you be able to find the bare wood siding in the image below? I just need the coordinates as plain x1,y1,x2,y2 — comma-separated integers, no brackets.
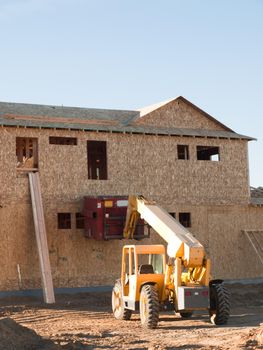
0,126,261,291
136,99,227,130
0,128,250,205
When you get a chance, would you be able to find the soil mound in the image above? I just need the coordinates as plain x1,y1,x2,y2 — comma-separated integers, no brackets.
0,317,60,350
243,326,263,349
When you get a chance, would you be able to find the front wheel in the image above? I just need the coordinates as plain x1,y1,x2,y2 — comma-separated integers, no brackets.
140,284,159,329
112,280,132,320
209,283,230,325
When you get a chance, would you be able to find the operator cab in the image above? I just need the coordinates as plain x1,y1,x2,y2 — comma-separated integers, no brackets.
121,244,166,310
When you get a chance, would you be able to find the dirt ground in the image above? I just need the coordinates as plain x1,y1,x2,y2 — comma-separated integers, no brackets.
0,283,262,350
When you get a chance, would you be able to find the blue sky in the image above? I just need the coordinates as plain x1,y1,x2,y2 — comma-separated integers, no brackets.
0,0,262,186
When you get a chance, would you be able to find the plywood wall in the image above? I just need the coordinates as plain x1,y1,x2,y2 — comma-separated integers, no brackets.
136,98,227,130
0,126,261,291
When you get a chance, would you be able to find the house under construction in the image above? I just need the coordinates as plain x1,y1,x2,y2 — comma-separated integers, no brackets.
0,96,262,293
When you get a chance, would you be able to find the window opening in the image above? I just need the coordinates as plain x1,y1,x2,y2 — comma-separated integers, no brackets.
16,137,38,169
169,212,176,219
57,213,71,229
76,213,85,229
179,212,191,228
87,141,107,180
149,254,164,274
137,254,164,274
124,249,135,277
49,137,77,145
197,146,220,161
177,145,189,160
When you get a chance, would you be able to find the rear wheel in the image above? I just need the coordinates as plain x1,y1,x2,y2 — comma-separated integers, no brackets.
209,283,230,325
112,280,132,320
179,311,193,318
139,284,159,329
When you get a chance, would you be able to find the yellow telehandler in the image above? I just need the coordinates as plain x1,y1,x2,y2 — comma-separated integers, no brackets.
112,195,230,328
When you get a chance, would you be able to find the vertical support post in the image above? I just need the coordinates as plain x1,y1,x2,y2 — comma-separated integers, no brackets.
128,247,132,276
29,172,55,304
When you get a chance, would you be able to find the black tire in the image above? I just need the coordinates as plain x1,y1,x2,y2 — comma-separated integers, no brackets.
179,311,193,318
112,280,132,320
209,283,230,325
139,284,159,329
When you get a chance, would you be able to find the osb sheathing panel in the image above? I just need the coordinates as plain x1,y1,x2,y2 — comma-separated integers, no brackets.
136,99,227,130
0,128,250,206
0,127,259,290
207,205,263,279
1,200,262,290
0,130,17,204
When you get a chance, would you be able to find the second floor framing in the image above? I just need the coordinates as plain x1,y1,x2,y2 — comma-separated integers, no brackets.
0,126,251,206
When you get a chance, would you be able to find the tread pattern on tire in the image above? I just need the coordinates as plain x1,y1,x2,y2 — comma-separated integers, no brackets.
140,284,159,329
210,283,230,325
112,280,132,321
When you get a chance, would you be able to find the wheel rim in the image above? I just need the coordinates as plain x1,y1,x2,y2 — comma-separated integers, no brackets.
140,294,148,323
112,288,122,316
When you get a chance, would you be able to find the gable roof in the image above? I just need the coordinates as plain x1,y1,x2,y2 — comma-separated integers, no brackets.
137,96,234,132
0,98,255,141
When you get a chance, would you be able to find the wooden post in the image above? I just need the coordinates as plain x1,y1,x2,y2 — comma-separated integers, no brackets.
29,172,55,304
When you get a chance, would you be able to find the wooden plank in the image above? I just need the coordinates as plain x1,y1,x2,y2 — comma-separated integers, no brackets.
30,172,55,303
34,173,55,303
29,172,55,304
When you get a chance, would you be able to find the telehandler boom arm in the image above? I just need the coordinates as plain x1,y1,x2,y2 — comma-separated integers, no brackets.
123,195,205,267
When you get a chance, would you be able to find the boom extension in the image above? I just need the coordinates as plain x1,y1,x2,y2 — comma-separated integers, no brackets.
123,195,205,267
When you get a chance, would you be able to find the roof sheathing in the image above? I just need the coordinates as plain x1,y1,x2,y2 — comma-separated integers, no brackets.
0,99,255,141
251,198,263,207
0,101,139,125
250,187,263,206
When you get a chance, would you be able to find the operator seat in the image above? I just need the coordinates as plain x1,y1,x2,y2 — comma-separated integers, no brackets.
138,264,154,274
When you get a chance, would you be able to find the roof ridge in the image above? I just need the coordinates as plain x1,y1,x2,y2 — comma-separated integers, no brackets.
137,97,176,117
